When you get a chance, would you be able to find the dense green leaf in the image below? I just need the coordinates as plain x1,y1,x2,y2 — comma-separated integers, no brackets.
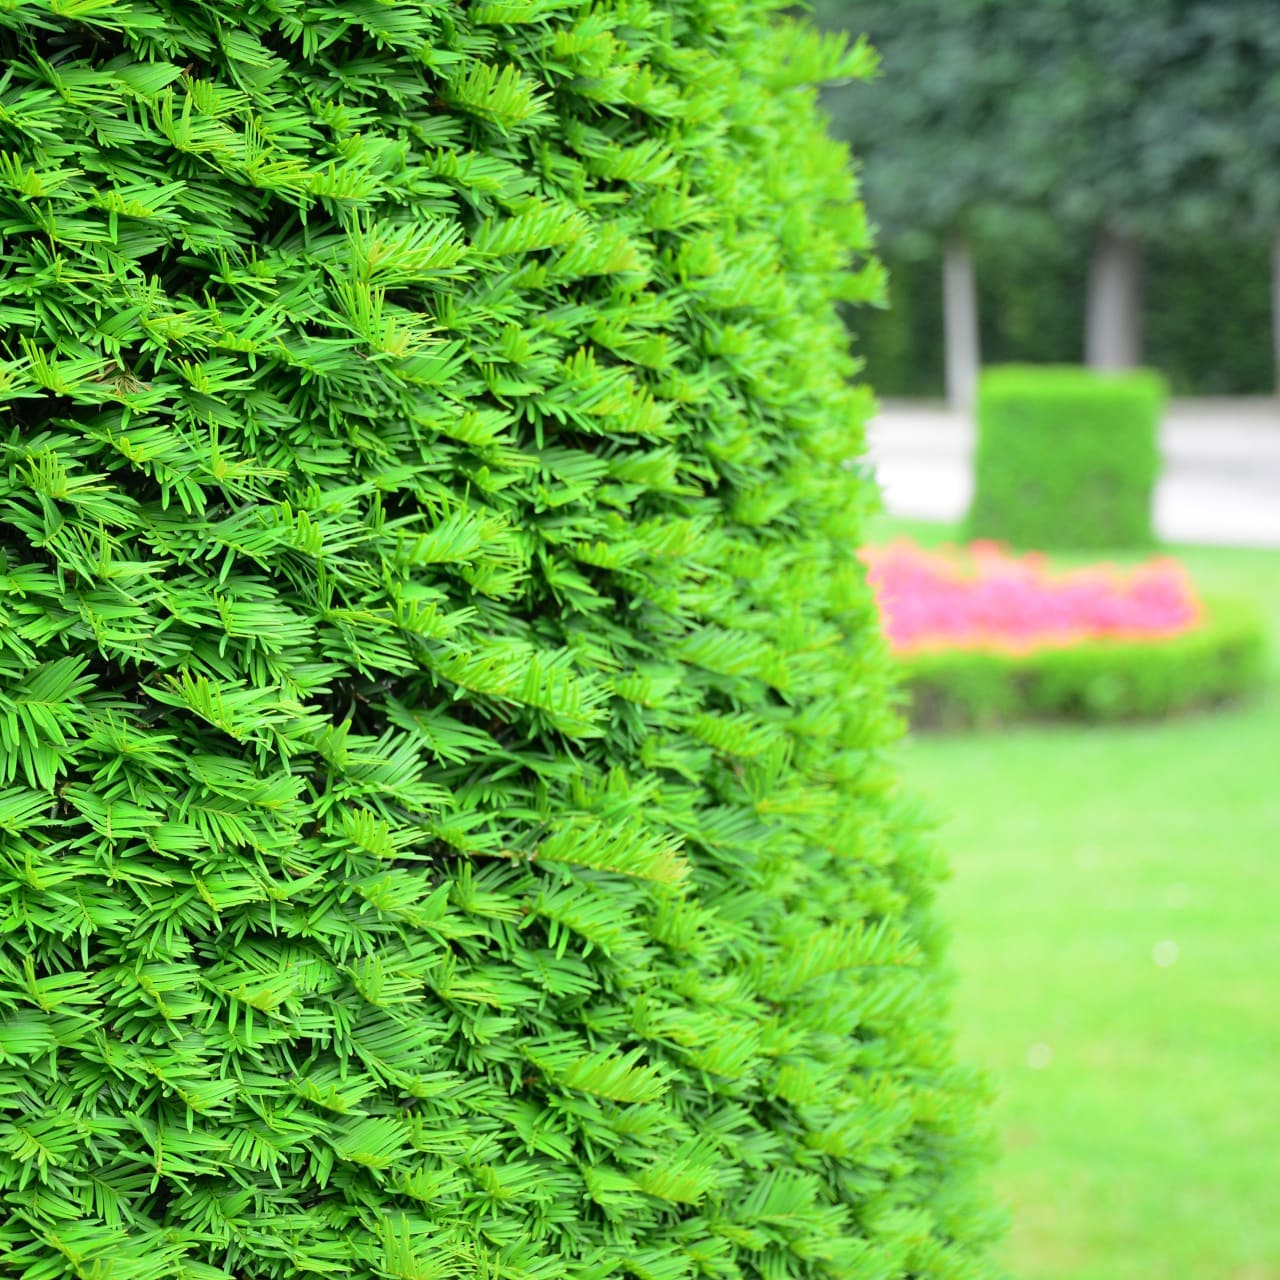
0,2,996,1276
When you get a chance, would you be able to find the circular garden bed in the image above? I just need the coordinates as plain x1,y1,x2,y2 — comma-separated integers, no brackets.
864,540,1267,728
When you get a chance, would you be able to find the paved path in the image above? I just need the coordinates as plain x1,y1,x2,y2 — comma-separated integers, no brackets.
867,398,1280,547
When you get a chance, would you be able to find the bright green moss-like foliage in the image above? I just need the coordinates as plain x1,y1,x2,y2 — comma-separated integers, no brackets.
0,4,995,1277
968,365,1164,550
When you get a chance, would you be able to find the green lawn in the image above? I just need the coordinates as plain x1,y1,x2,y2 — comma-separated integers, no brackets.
884,525,1280,1279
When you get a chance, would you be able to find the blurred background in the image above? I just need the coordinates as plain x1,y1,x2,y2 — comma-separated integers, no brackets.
811,3,1280,1278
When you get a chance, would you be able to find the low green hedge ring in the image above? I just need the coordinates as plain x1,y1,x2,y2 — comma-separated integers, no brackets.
898,597,1267,729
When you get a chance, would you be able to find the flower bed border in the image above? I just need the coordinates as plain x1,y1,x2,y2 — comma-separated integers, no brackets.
897,596,1267,729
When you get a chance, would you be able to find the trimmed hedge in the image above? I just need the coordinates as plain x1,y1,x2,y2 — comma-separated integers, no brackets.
0,4,996,1279
900,598,1266,730
967,365,1165,550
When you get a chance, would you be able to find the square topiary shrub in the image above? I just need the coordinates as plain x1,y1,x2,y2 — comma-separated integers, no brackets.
967,365,1165,549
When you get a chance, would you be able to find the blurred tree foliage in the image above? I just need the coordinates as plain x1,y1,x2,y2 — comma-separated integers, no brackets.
817,0,1280,246
817,0,1280,394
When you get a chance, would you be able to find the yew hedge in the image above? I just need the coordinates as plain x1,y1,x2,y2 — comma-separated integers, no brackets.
0,3,995,1279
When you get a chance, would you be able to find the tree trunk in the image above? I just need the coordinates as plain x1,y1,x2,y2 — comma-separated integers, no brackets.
942,234,980,410
1085,230,1142,369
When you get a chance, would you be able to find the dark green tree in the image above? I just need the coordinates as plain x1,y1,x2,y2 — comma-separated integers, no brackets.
0,1,995,1277
815,0,1280,393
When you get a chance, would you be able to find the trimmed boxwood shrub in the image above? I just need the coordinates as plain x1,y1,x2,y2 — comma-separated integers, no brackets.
967,365,1165,550
901,598,1266,730
0,4,996,1279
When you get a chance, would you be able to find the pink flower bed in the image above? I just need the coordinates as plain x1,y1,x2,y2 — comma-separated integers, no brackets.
863,540,1203,656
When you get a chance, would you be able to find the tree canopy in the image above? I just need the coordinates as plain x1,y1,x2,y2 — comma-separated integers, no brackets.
817,0,1280,250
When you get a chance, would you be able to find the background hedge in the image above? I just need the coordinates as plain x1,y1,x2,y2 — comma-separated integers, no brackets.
900,598,1267,729
855,241,1275,400
0,2,995,1278
967,366,1164,550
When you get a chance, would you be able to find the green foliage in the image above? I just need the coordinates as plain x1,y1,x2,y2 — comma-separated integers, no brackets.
967,366,1164,550
814,0,1280,248
850,254,946,401
1144,237,1275,395
814,2,1280,400
899,598,1266,730
0,3,994,1279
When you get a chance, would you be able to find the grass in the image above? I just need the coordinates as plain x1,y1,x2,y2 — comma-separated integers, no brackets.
880,519,1280,1280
